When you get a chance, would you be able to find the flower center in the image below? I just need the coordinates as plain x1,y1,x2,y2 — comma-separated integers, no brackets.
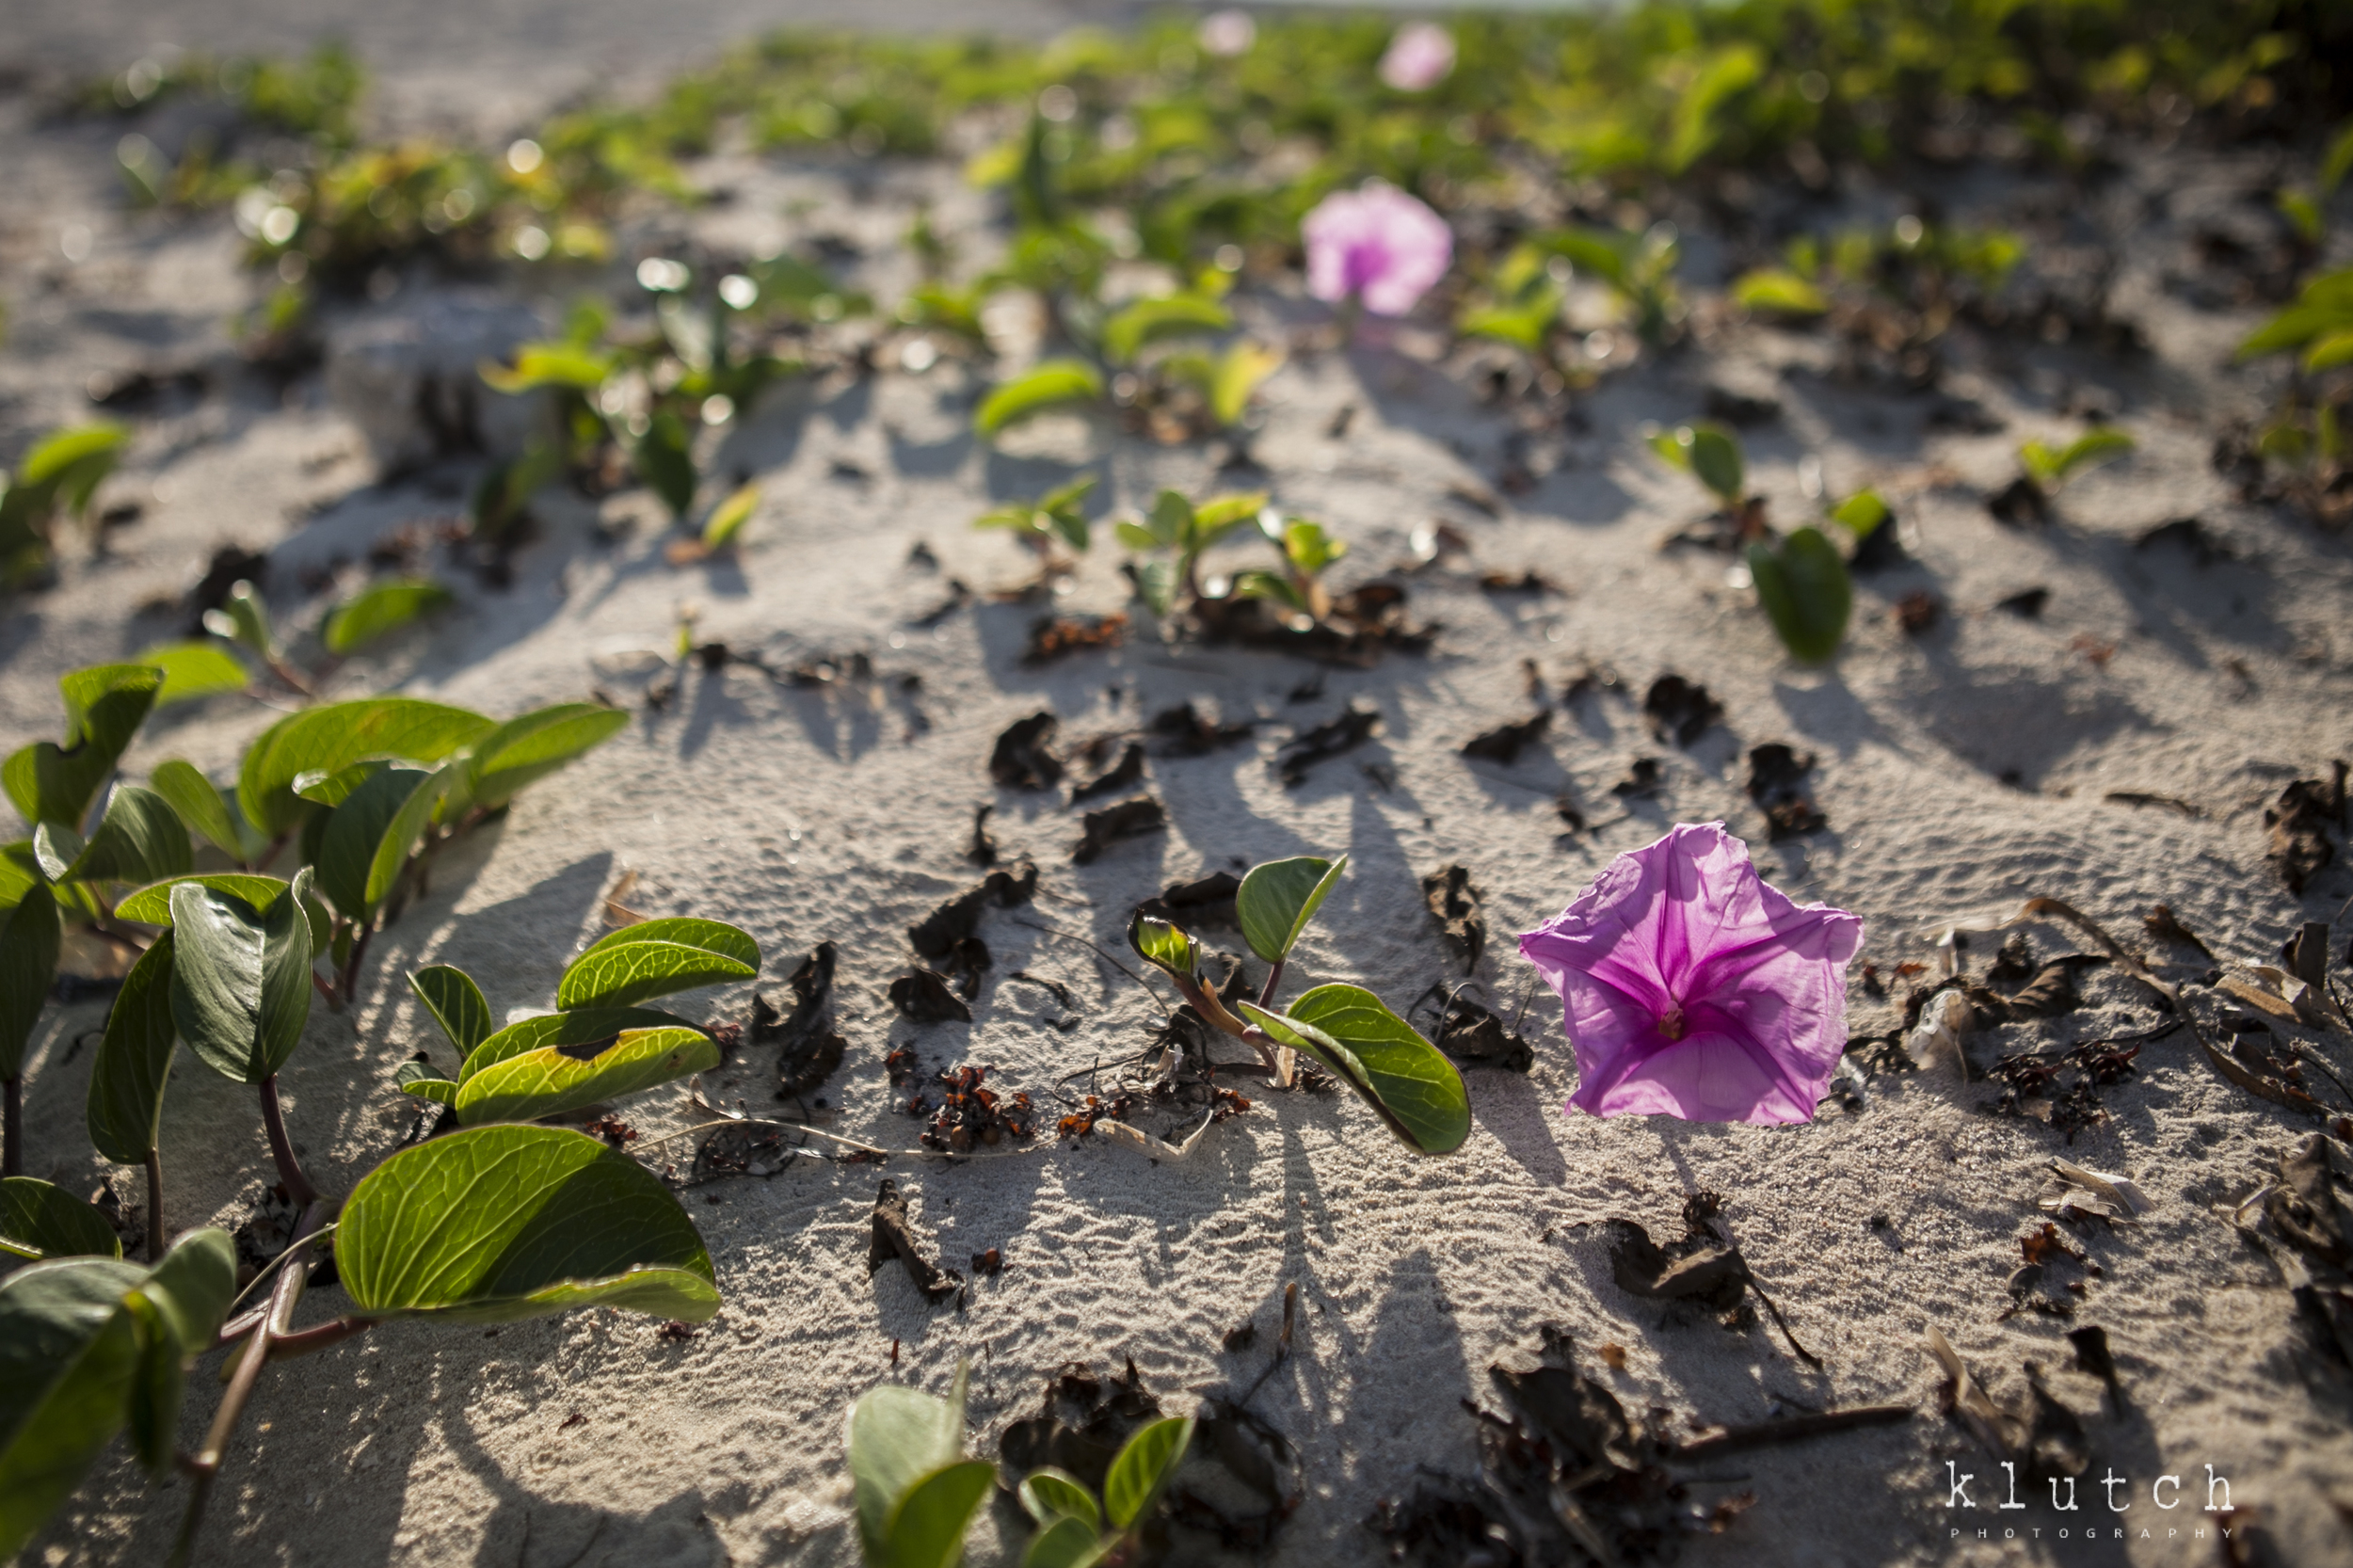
1657,1002,1686,1041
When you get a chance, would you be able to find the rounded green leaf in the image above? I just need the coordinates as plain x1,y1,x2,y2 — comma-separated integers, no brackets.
336,1124,717,1325
86,931,178,1165
454,1026,719,1125
1747,526,1851,664
1241,986,1470,1155
2,664,164,831
237,697,495,839
1021,1513,1104,1568
1103,1415,1193,1530
167,873,313,1085
557,918,759,1010
1101,294,1232,364
1729,267,1827,316
632,410,698,520
148,760,264,864
312,761,428,921
363,760,462,914
1018,1468,1100,1530
975,360,1104,439
463,703,629,812
0,1179,122,1262
1689,424,1744,503
120,1229,237,1476
133,641,249,709
701,481,760,552
885,1460,996,1568
321,578,455,655
409,965,492,1056
115,873,288,927
1128,914,1200,981
293,759,390,807
398,1077,458,1106
1829,490,1889,538
0,1256,146,1561
1235,855,1346,964
0,886,61,1080
458,1006,696,1082
850,1367,969,1560
61,784,192,888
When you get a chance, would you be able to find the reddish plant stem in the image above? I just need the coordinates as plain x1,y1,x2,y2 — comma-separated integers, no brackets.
257,1077,317,1209
2,1077,19,1177
146,1148,165,1261
1256,960,1286,1011
265,1317,373,1359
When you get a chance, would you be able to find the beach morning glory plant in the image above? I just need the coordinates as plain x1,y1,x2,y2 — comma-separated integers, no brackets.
1518,822,1862,1126
1303,183,1453,318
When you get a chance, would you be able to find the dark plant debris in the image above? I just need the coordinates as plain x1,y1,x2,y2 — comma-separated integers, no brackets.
1149,700,1257,756
2265,760,2346,893
1420,865,1487,974
1613,757,1664,797
2245,1132,2353,1378
967,804,998,866
1000,1359,1164,1493
1462,712,1551,766
761,942,848,1099
911,1063,1037,1153
1136,870,1242,930
1997,586,2051,617
1607,1192,1818,1368
989,712,1064,789
1072,795,1166,864
1642,676,1722,747
1412,982,1533,1071
1277,702,1382,786
1070,741,1147,803
1192,582,1434,666
867,1178,962,1304
1746,744,1827,839
889,968,972,1024
909,860,1038,962
1025,612,1128,665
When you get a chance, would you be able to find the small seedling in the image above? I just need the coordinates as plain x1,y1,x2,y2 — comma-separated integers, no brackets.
1113,487,1268,616
1648,420,1748,512
1233,513,1348,622
0,423,127,587
2017,427,2136,490
973,474,1097,581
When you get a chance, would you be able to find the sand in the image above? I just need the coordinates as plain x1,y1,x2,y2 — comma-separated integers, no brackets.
4,31,2353,1568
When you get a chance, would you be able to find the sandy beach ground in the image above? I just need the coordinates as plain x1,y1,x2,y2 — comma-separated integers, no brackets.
3,11,2352,1568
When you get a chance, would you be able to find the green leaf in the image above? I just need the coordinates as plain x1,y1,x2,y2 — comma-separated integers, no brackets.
167,872,312,1085
633,410,698,520
409,965,492,1056
61,784,191,887
0,887,61,1080
1689,425,1744,503
114,873,288,927
556,918,760,1010
479,342,614,394
1232,568,1305,611
85,932,178,1165
399,1077,458,1106
322,579,455,655
1128,914,1201,980
885,1460,996,1568
2323,120,2353,195
975,360,1104,439
1210,341,1283,428
454,1026,718,1124
133,641,248,708
237,697,495,839
148,760,264,864
293,759,390,807
1100,294,1232,364
1729,267,1828,316
314,763,429,920
0,1179,122,1262
1829,490,1889,538
2020,427,2135,487
1235,856,1346,964
849,1363,970,1560
701,481,760,552
16,424,128,522
1021,1514,1105,1568
0,844,37,911
463,703,629,811
1747,526,1851,664
200,580,278,664
335,1125,717,1325
1188,492,1266,547
120,1229,236,1477
1129,557,1177,616
361,760,461,915
1103,1415,1193,1530
2303,329,2353,372
1241,986,1470,1155
1018,1468,1100,1529
0,1256,146,1560
2,664,165,830
458,1006,695,1082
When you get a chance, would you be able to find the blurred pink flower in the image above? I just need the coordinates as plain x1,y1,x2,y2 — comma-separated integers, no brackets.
1379,23,1456,91
1302,183,1453,317
1198,9,1257,57
1518,822,1863,1126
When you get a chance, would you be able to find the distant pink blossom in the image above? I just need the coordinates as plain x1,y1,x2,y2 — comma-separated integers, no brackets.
1518,822,1863,1126
1379,23,1456,91
1302,183,1453,317
1198,9,1257,57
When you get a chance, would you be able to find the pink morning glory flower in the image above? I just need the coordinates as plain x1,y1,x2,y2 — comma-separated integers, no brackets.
1379,23,1456,91
1302,183,1453,318
1198,9,1257,57
1518,822,1863,1126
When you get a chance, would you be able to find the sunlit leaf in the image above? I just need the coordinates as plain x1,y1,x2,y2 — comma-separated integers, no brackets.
556,918,759,1010
322,578,455,655
1236,856,1345,964
336,1125,717,1325
0,888,61,1080
1021,1514,1104,1568
2,664,164,831
314,763,428,920
237,697,494,838
1100,294,1232,364
120,1229,236,1476
292,759,388,807
398,1076,458,1106
975,360,1104,438
85,932,178,1166
200,580,277,664
147,760,265,865
114,874,288,927
885,1459,996,1568
1209,340,1283,428
2019,427,2134,488
850,1363,969,1561
463,703,630,811
1829,490,1889,538
0,1179,121,1262
1748,526,1851,663
458,1005,695,1082
60,784,191,888
15,424,128,523
133,641,248,708
0,1255,146,1560
408,964,492,1056
361,760,460,915
478,342,613,394
1729,267,1828,316
701,481,760,552
1241,986,1469,1154
1018,1468,1100,1530
454,1026,718,1124
167,872,312,1085
1103,1415,1193,1530
1128,914,1200,980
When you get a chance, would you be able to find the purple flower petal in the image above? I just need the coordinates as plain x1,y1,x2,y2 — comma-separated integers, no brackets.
1379,23,1456,92
1518,821,1862,1126
1301,184,1452,318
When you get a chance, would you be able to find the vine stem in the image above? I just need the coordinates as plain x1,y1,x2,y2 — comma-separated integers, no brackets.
145,1149,165,1262
170,1197,330,1568
1255,960,1286,1011
257,1077,317,1209
2,1077,18,1177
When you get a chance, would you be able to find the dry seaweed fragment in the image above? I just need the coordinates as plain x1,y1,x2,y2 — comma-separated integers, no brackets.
989,712,1064,789
1420,865,1487,974
918,1064,1037,1153
867,1178,962,1304
1070,741,1147,803
1276,702,1382,786
966,804,998,866
2265,761,2347,893
761,942,848,1098
908,861,1039,959
2243,1133,2353,1373
1136,870,1242,930
1612,757,1663,797
1746,744,1826,839
1000,1360,1164,1492
2142,903,2215,961
1461,712,1550,765
1072,796,1166,864
1024,611,1127,664
1148,700,1256,755
1411,982,1532,1070
2066,1325,2123,1414
1926,1326,2091,1480
1607,1192,1819,1367
1642,675,1722,746
889,969,972,1023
